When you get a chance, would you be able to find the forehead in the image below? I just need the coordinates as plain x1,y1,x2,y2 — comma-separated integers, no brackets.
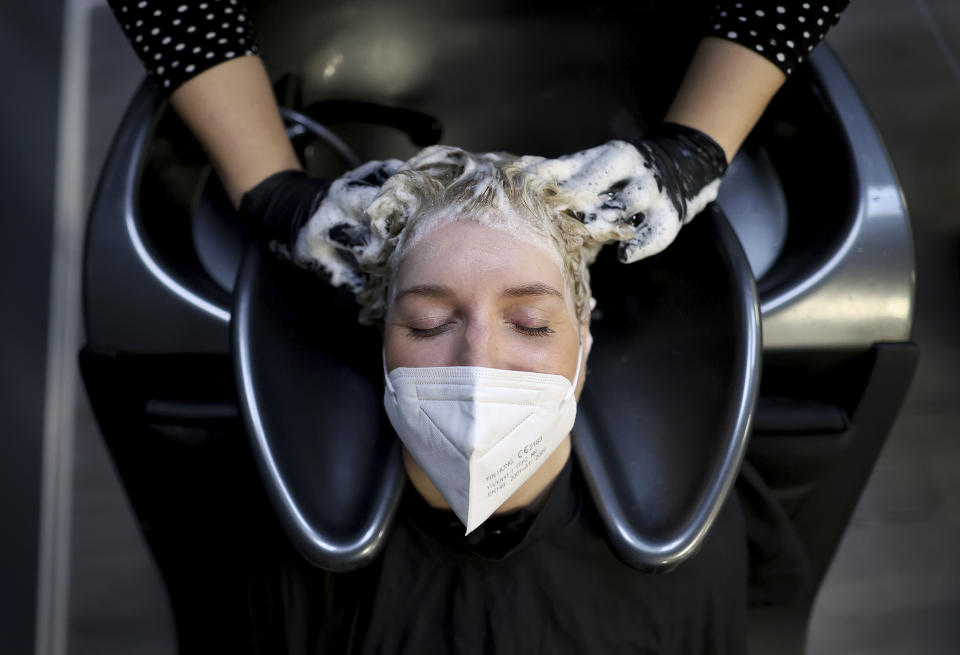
393,218,567,297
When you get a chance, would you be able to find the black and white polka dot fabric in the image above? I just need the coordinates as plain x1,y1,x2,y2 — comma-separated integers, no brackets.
708,1,850,75
108,1,851,97
107,0,257,94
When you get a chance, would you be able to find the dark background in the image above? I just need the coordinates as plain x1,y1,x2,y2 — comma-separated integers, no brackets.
0,0,61,653
1,0,957,654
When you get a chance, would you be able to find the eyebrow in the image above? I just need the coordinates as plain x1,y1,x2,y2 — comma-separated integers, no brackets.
501,282,564,299
395,282,564,301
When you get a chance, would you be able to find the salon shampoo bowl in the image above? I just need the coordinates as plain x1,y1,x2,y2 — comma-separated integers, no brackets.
231,203,760,571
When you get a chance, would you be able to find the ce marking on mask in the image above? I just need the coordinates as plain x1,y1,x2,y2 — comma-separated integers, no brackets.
484,436,547,499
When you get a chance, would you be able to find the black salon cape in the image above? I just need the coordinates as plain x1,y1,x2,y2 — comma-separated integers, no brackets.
273,456,747,655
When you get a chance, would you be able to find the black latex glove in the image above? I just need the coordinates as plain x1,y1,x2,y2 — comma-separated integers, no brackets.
525,123,728,262
238,160,402,290
238,170,331,252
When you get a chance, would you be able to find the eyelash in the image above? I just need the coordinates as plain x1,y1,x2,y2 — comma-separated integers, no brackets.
406,323,554,340
513,324,554,338
407,324,453,340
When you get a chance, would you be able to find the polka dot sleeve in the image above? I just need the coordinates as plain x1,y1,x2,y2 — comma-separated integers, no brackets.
707,1,851,75
106,0,258,94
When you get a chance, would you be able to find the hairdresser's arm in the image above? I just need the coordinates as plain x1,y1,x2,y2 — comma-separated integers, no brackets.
169,55,302,208
526,39,787,263
167,53,402,290
664,36,786,163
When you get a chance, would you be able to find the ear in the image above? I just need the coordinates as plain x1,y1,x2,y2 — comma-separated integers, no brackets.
582,296,596,358
575,298,594,401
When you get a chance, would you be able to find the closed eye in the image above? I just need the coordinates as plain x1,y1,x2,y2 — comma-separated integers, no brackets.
513,324,554,338
406,323,455,340
406,323,554,340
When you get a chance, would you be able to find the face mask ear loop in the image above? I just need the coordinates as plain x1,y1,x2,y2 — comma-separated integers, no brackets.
563,340,584,401
382,349,397,395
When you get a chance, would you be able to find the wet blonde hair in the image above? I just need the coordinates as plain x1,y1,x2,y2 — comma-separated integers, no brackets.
356,146,605,326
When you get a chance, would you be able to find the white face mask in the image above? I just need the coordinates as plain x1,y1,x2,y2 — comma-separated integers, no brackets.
383,344,583,534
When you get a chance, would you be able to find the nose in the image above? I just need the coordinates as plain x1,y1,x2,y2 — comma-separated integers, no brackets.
454,319,499,368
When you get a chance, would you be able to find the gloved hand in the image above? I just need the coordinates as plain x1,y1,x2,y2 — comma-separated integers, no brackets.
239,159,402,291
524,123,728,262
